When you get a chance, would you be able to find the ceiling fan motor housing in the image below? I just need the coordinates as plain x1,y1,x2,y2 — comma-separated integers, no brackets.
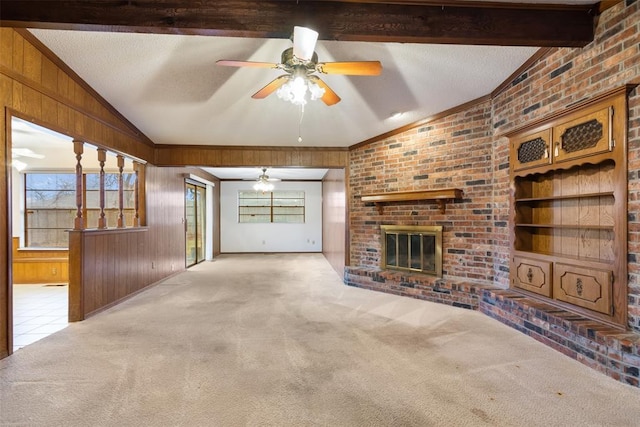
281,47,318,73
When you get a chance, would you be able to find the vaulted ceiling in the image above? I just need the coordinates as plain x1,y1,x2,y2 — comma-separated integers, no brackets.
1,0,612,178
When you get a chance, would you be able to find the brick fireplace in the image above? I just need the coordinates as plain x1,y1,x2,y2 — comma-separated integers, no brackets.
345,0,640,388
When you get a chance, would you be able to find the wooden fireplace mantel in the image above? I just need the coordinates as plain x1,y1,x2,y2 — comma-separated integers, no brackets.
360,188,463,214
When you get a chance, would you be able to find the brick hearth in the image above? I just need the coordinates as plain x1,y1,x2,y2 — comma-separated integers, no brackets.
345,267,640,387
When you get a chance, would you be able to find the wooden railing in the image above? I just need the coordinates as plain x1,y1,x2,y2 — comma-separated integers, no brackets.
68,141,149,320
72,140,145,230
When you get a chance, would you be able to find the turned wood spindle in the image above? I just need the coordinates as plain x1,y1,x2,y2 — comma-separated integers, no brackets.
117,155,125,228
97,148,107,229
73,140,84,230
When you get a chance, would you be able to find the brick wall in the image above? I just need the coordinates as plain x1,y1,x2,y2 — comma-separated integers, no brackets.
349,0,640,332
350,100,499,282
347,1,640,386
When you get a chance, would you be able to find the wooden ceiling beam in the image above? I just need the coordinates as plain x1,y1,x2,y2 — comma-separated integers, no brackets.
0,0,597,47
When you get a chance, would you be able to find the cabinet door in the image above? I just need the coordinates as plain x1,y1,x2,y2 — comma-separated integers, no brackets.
553,107,612,163
513,256,552,296
511,129,552,171
553,263,612,315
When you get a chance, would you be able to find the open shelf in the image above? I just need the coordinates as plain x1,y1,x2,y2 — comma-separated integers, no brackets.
515,191,614,203
515,223,614,230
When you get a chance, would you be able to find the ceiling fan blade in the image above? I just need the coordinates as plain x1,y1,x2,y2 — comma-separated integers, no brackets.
251,75,290,99
216,60,278,69
293,26,318,61
309,76,341,106
317,61,382,76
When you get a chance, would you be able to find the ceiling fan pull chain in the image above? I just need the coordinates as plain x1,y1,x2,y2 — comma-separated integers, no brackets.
298,104,305,143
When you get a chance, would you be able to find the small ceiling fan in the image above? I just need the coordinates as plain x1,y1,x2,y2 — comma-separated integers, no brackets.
216,26,382,106
251,167,280,192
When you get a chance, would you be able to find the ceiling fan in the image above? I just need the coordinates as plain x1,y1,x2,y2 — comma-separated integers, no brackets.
216,26,382,106
251,167,280,192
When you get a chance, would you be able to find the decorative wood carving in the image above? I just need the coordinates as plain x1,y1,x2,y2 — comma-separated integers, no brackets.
361,188,463,214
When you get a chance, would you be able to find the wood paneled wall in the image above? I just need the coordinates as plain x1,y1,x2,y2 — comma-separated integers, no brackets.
68,228,149,320
155,144,349,168
12,238,69,284
67,165,219,321
322,169,348,278
0,28,157,358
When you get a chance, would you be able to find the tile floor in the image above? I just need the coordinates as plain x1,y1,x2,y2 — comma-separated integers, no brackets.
12,284,69,352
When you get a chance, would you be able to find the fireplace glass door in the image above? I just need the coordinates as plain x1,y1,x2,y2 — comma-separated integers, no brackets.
381,225,442,277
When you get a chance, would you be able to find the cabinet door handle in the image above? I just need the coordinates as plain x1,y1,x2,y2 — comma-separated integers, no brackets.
554,142,560,157
544,145,549,159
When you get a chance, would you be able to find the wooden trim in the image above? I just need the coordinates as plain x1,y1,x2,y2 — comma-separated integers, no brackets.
599,1,623,13
15,29,155,148
155,145,349,168
350,95,491,150
156,144,349,152
361,188,463,214
502,84,638,138
77,226,149,236
2,108,14,357
68,230,83,321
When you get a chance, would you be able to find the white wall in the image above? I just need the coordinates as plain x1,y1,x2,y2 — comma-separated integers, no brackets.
220,181,322,253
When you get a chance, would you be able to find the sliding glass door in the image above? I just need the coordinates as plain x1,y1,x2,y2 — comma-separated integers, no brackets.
185,181,206,267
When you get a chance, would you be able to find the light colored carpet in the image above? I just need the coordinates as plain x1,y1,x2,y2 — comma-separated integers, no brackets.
1,253,639,426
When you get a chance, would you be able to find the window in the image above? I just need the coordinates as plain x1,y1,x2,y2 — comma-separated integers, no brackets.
238,190,305,223
85,172,136,227
25,173,76,248
25,172,137,248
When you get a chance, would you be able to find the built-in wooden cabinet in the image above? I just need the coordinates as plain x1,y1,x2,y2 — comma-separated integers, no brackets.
507,86,632,327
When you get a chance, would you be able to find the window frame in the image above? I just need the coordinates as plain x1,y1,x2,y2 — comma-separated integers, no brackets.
24,171,137,248
238,190,305,224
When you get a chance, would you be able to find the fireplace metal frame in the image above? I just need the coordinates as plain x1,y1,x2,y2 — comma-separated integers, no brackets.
380,225,443,277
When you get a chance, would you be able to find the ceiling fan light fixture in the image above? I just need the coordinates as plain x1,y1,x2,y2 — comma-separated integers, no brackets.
253,180,274,192
253,167,275,192
276,76,325,106
308,80,325,101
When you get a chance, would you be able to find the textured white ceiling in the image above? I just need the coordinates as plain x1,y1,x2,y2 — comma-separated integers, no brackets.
28,29,539,148
11,117,130,172
14,0,596,179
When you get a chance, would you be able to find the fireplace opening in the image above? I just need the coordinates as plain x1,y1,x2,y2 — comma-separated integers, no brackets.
381,225,442,277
